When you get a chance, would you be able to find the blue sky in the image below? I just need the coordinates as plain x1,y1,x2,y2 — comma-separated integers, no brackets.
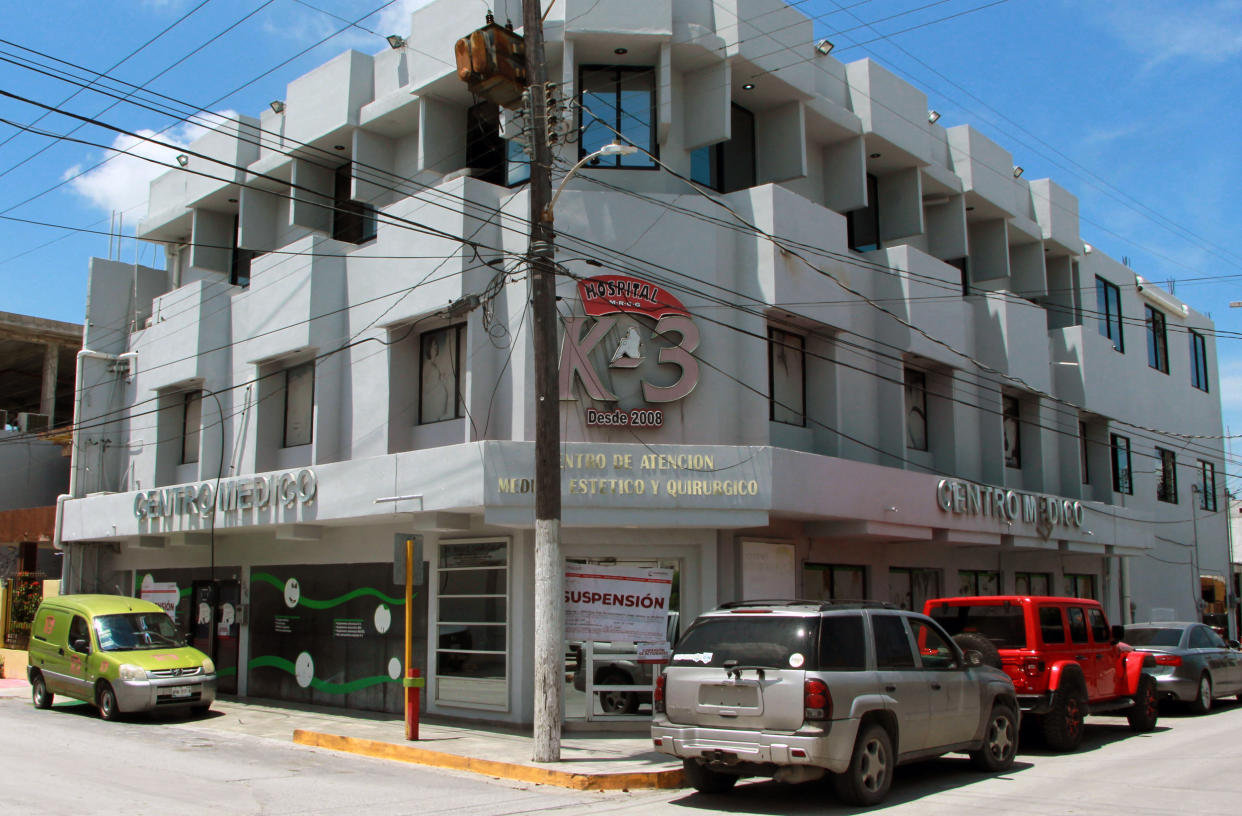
1,0,1240,473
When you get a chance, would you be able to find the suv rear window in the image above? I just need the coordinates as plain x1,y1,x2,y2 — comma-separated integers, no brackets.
928,603,1027,648
672,615,820,670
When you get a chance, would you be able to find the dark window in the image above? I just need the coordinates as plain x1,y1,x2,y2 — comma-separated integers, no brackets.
928,602,1027,649
1003,395,1021,469
957,570,999,596
1079,421,1089,484
230,214,254,287
419,325,465,424
873,614,916,669
910,619,958,670
1146,305,1168,373
282,362,314,448
1157,447,1178,503
817,614,867,671
68,615,90,652
1039,606,1066,644
1065,574,1097,600
181,391,202,465
579,66,656,167
905,369,927,451
1205,628,1227,649
1189,627,1214,649
1111,434,1132,494
1067,608,1089,643
846,173,880,252
332,163,377,244
1190,330,1209,391
465,102,530,186
1200,460,1218,511
1087,608,1110,643
804,564,866,601
948,257,969,296
672,616,821,669
1015,572,1050,595
769,327,805,426
1096,277,1124,352
689,104,755,193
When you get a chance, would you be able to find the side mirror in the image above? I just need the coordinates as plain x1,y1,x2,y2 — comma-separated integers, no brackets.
1111,624,1125,643
964,650,983,667
1229,640,1241,650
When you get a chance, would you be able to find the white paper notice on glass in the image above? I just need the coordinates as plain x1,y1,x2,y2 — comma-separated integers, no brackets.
740,541,795,600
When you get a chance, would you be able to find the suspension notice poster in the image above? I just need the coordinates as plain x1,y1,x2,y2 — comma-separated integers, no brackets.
564,565,674,641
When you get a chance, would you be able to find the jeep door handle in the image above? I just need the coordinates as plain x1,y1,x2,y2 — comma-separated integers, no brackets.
929,682,942,690
1076,655,1087,661
58,647,64,656
885,685,897,692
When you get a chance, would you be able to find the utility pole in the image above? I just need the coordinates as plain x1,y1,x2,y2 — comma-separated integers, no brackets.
523,0,563,763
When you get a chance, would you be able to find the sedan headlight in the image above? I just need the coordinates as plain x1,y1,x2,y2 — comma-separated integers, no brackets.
118,664,147,681
202,657,215,674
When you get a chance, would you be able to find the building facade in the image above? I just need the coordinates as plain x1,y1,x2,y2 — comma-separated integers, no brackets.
60,0,1229,724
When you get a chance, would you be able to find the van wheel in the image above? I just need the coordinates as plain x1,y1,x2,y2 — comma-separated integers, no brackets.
31,672,53,709
1127,675,1159,731
1041,683,1086,751
97,683,121,721
970,704,1018,771
682,759,738,794
834,722,893,806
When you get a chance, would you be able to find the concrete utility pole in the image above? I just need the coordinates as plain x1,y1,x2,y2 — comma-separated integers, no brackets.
523,0,563,762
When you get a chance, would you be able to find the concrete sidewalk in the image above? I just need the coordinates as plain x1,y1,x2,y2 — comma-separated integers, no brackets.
0,677,684,791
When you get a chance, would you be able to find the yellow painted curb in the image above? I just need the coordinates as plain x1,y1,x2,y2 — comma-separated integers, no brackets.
292,730,686,791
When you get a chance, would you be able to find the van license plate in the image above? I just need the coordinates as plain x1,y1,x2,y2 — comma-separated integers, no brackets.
170,686,192,698
700,684,758,707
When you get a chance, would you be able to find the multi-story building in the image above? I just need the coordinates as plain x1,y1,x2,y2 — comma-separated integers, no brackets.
59,0,1229,724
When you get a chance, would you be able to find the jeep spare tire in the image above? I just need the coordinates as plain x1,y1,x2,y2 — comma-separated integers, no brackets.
952,632,1002,669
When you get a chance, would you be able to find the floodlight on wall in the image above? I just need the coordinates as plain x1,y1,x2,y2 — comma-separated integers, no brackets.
742,83,755,90
1012,165,1024,178
270,100,286,114
927,109,941,124
386,34,406,49
815,39,834,55
1083,243,1093,254
175,154,189,167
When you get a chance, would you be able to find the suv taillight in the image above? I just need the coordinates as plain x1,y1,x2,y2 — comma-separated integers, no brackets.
654,672,666,714
804,679,831,721
1153,654,1182,666
1023,657,1046,677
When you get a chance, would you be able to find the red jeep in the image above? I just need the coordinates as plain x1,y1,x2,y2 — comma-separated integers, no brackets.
924,596,1158,751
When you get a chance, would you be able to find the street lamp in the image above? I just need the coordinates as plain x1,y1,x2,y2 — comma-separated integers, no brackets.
544,142,638,220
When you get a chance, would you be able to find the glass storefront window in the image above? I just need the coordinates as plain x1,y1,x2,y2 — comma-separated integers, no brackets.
436,540,508,710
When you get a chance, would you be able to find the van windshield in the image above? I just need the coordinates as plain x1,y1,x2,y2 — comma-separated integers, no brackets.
93,613,185,651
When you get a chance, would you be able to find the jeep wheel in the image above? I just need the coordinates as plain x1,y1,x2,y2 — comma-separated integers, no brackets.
31,672,52,709
834,722,893,806
970,704,1018,771
597,670,640,715
1189,673,1212,715
1127,674,1159,731
97,682,121,722
682,759,738,794
952,632,1002,670
1041,685,1086,751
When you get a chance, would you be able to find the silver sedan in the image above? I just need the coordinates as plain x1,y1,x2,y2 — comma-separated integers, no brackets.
1123,622,1242,714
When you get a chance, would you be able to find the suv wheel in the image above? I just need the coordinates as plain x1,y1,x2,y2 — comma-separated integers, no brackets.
970,704,1018,771
682,759,738,794
834,722,893,806
31,672,53,709
1041,683,1086,751
1127,674,1159,731
1189,673,1212,715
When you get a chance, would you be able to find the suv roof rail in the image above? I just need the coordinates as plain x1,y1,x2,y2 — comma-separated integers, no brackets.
718,599,896,611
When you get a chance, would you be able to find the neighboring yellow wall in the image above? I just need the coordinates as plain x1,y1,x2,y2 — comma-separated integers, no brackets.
0,647,26,679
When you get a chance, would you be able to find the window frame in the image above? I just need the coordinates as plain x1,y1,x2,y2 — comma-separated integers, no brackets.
577,65,658,168
180,391,202,465
1145,305,1169,373
1079,421,1090,484
418,324,466,425
332,163,378,245
904,368,928,452
803,563,866,601
1199,460,1218,511
1190,330,1209,392
1003,395,1021,469
1014,571,1051,595
1156,446,1178,504
1111,433,1132,495
435,539,510,711
1064,574,1098,600
282,361,315,449
1096,276,1124,352
846,173,880,252
689,103,756,194
957,569,1000,596
768,327,806,427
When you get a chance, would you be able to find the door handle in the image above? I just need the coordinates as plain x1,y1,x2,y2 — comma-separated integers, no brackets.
930,682,942,691
885,685,897,692
58,648,64,656
1075,655,1087,661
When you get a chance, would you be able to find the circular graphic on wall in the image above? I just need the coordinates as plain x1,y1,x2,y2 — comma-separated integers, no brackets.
197,602,212,625
220,603,236,627
374,604,392,634
283,578,301,609
388,657,402,680
295,651,315,688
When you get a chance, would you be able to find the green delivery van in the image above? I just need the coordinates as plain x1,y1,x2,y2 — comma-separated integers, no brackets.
26,594,217,720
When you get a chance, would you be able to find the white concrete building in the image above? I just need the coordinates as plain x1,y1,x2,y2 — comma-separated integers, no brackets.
60,0,1229,724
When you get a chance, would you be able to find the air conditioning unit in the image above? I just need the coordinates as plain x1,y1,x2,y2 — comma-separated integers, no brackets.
17,412,50,433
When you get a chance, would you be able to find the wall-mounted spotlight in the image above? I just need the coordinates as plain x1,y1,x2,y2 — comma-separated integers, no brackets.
927,109,941,124
270,100,285,114
175,154,189,167
386,34,406,49
742,83,755,90
1012,165,1024,178
815,39,834,55
1083,243,1093,254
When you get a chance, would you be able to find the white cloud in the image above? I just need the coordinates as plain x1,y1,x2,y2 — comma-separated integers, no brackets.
1090,1,1242,67
64,111,238,218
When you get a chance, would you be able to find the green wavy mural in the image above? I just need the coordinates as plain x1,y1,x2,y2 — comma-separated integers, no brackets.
248,654,397,694
251,572,406,608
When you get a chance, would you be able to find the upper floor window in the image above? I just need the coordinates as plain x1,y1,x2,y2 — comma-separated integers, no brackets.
1002,395,1021,469
181,391,202,465
690,104,756,193
420,324,465,424
768,328,805,426
1064,574,1097,600
1096,277,1124,352
1156,447,1177,504
1199,460,1218,511
1145,305,1168,373
283,362,315,448
958,569,999,596
230,215,253,288
904,368,927,451
1111,433,1132,495
846,173,879,252
579,66,656,167
1190,330,1209,392
1014,571,1050,595
333,163,377,244
1079,421,1090,484
465,102,530,187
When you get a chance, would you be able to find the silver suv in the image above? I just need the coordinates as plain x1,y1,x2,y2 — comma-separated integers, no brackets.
651,601,1019,805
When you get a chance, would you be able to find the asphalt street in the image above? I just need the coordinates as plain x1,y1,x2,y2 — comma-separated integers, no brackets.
1,692,1240,815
